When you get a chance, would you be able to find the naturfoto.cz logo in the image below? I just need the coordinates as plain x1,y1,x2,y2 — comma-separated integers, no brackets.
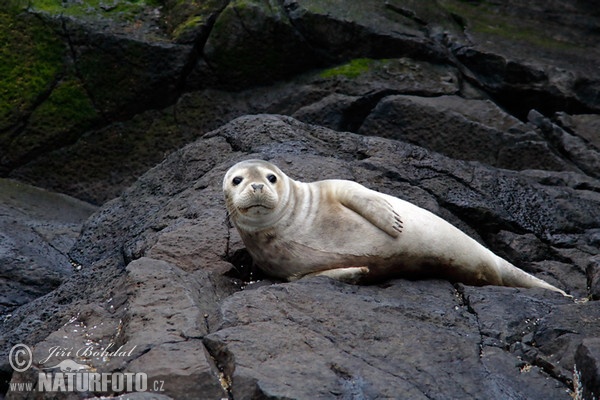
7,343,165,394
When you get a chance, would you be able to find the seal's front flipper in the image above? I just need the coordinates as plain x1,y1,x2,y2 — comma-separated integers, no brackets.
306,266,370,284
338,184,402,238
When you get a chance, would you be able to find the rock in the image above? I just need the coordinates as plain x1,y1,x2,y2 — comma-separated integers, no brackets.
0,179,96,316
161,0,229,44
575,338,600,400
0,10,85,173
528,109,600,179
461,284,600,387
7,56,461,204
0,178,96,397
447,0,600,117
479,345,570,400
487,231,556,265
358,95,575,170
62,18,192,119
587,256,600,300
205,277,577,399
4,115,598,399
292,93,360,131
203,0,321,88
9,109,185,204
204,278,486,399
0,2,193,175
554,113,600,151
2,0,599,205
2,1,600,397
284,0,460,62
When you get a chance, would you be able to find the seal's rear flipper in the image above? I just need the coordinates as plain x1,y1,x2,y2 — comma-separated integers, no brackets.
497,258,572,298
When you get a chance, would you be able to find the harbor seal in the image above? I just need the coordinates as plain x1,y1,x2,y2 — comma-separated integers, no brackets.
223,159,570,297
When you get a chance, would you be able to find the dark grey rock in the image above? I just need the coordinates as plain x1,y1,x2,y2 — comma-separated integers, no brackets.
587,256,600,300
2,3,600,397
282,0,458,62
556,113,600,151
0,179,96,397
529,109,600,179
8,56,461,205
0,179,96,316
575,338,600,400
60,17,192,119
203,0,321,88
358,95,576,171
449,0,600,118
292,93,360,131
204,278,485,400
460,283,597,388
5,115,598,399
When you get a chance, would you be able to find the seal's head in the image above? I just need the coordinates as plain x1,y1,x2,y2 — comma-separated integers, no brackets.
223,159,291,231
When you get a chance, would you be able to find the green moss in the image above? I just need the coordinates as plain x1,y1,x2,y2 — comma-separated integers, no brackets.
162,0,227,38
0,9,65,131
171,15,205,41
75,39,150,115
319,58,377,79
9,79,99,157
28,79,98,134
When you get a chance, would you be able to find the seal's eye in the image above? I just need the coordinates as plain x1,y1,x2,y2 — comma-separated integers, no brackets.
232,176,243,186
267,174,277,184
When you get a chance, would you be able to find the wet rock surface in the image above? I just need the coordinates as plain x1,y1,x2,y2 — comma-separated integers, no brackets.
1,0,600,399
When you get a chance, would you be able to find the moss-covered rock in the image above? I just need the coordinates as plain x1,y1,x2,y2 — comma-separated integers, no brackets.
28,79,98,133
319,58,377,79
0,0,192,172
2,77,101,168
29,0,162,24
315,57,459,98
0,6,65,132
3,0,600,207
161,0,228,43
63,17,191,118
11,107,184,203
15,79,99,153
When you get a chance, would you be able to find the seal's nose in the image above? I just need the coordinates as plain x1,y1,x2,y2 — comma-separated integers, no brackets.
251,183,264,192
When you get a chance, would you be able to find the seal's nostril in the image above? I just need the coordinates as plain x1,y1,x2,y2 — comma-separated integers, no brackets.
251,183,264,191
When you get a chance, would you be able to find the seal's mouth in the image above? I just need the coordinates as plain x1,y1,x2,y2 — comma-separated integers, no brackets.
239,204,271,213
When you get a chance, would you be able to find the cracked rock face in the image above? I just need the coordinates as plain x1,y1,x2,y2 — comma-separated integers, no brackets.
2,115,599,399
1,0,600,398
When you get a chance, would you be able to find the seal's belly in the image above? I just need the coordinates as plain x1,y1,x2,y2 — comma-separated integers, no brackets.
241,205,411,279
241,196,495,281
